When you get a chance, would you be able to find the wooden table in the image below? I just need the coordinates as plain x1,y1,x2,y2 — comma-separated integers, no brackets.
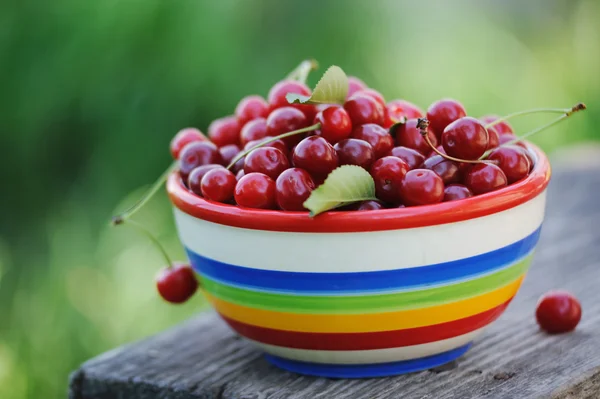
69,151,600,399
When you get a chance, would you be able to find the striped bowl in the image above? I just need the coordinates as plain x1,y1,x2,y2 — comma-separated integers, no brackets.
167,144,551,378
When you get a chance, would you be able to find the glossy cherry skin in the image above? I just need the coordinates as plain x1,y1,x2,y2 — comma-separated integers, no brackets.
235,95,269,125
356,200,384,211
200,168,237,203
387,99,425,121
487,145,531,183
218,144,241,167
334,138,375,169
395,118,438,156
244,138,288,157
170,128,208,159
236,169,245,180
480,115,514,135
344,93,386,126
267,79,316,120
464,163,508,195
442,117,489,160
426,99,467,139
208,116,241,147
156,263,198,304
187,164,223,195
498,133,528,149
428,145,447,158
390,146,426,170
275,168,315,211
370,156,410,203
398,169,445,206
536,291,582,334
244,147,290,180
234,172,276,209
314,106,352,144
486,126,500,149
293,136,339,176
422,155,461,184
266,106,309,147
355,88,386,109
347,76,368,98
443,184,473,202
179,142,223,182
350,123,394,159
240,118,268,146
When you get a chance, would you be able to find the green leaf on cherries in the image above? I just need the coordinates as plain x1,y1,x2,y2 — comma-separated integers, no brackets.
286,65,348,105
303,165,377,216
388,117,407,140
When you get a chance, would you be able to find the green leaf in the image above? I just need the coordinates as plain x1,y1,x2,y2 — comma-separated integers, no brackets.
303,165,377,216
286,65,348,105
388,116,407,140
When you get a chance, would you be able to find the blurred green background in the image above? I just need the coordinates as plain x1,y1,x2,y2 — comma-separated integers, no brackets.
0,0,598,397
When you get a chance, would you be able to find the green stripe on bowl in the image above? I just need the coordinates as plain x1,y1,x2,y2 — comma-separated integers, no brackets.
200,254,532,314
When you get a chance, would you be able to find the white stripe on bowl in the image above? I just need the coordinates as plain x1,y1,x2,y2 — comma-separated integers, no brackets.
174,190,545,273
247,328,485,365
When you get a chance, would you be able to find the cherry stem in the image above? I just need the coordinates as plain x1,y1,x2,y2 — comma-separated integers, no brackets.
481,102,587,158
417,118,495,165
226,123,321,170
484,104,584,130
286,59,319,85
124,219,173,268
111,161,178,226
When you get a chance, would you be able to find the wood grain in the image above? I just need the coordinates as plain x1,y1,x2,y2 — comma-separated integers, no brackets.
69,160,600,399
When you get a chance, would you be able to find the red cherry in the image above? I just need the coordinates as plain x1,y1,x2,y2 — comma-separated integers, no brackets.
293,136,339,176
464,163,508,194
344,93,386,126
170,128,208,159
355,88,386,109
314,106,352,144
156,263,198,304
240,118,268,146
350,123,394,158
266,106,309,147
244,147,290,180
536,291,582,334
347,76,367,98
422,155,461,184
443,184,473,202
275,168,315,211
179,142,223,182
234,173,276,209
487,145,531,183
480,115,514,135
334,138,375,169
390,146,426,170
200,168,237,203
428,145,447,158
244,138,288,158
356,200,384,211
442,117,489,160
398,169,445,206
387,99,425,121
427,99,467,139
208,116,241,147
235,95,269,125
236,169,245,180
486,126,500,149
370,156,410,203
187,164,223,195
498,133,528,149
218,144,241,166
395,118,438,156
267,79,316,120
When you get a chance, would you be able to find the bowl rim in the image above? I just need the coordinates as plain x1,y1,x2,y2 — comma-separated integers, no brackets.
167,143,551,233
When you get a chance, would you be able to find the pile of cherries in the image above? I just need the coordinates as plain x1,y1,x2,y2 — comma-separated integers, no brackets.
171,76,533,210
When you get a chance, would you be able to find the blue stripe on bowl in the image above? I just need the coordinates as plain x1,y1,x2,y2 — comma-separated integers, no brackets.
187,226,541,295
264,343,473,378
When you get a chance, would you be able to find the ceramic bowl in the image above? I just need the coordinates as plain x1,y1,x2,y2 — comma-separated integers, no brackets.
167,144,551,378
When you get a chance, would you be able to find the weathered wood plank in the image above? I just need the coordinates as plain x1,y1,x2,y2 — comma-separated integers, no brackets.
69,157,600,399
